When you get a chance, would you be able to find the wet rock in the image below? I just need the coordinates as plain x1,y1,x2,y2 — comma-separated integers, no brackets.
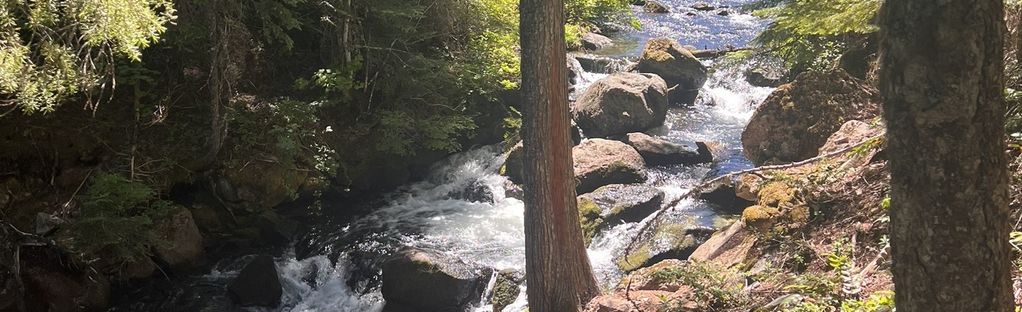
616,219,714,272
637,38,708,105
503,180,524,200
691,2,715,10
152,208,204,268
568,55,585,86
447,179,495,203
580,184,664,225
690,221,757,268
571,73,669,138
744,64,786,87
643,0,670,13
573,54,634,74
490,269,523,312
573,139,648,194
697,178,755,214
227,255,282,308
501,142,524,184
254,210,301,246
741,69,881,165
582,32,614,51
618,132,712,166
717,9,732,16
382,248,493,312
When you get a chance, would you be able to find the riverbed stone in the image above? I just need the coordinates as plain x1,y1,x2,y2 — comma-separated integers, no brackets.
582,32,614,51
490,269,523,312
572,73,669,138
616,219,715,272
574,54,634,74
690,221,757,268
382,248,493,312
741,69,881,165
580,184,664,225
227,255,282,308
618,132,713,166
637,38,708,105
644,0,670,13
573,139,648,194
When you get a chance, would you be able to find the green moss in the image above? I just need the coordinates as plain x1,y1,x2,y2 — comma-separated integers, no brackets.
758,181,795,207
578,197,604,245
617,245,651,272
742,205,780,232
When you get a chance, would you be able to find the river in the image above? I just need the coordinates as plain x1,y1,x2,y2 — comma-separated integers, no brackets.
115,1,775,311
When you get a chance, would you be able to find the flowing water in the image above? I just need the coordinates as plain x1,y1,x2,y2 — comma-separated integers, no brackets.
120,1,776,311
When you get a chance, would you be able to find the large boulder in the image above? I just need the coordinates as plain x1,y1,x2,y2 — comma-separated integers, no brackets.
227,255,282,308
572,73,669,138
582,32,614,51
618,132,713,166
573,139,648,194
636,38,708,105
577,184,664,244
382,248,493,312
574,54,634,74
223,161,308,210
689,221,757,268
643,0,670,13
818,120,883,155
616,218,714,272
741,69,881,165
153,208,204,268
580,184,664,225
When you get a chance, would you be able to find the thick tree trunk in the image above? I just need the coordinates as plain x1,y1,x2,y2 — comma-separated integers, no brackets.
878,1,1014,311
519,0,600,311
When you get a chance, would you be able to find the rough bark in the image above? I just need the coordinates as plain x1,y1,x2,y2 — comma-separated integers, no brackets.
878,1,1014,311
519,0,601,310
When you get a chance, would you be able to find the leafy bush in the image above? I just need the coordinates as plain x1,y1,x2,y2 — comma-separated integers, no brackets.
62,172,173,264
652,262,750,311
0,0,176,113
753,0,880,71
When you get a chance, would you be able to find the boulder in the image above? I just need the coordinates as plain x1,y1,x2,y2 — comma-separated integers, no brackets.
689,221,757,268
643,0,670,13
502,142,524,184
152,208,204,268
691,2,715,10
490,269,523,312
741,69,881,165
616,259,687,292
636,38,708,105
574,54,634,74
568,55,585,87
382,248,493,312
227,255,282,308
582,32,614,51
580,184,664,225
744,65,786,88
572,73,669,138
19,246,110,312
618,132,713,166
447,179,495,204
818,120,883,155
224,161,308,210
584,290,677,312
697,178,755,214
616,219,714,272
573,139,648,194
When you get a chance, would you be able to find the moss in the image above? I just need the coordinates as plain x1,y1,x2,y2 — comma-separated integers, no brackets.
642,38,677,62
578,197,603,245
758,181,795,207
490,270,521,312
742,205,780,232
617,245,651,272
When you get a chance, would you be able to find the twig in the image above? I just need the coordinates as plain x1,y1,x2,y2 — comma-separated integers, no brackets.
623,132,886,255
60,169,93,217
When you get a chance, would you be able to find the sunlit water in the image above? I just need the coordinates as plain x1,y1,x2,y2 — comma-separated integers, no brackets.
120,1,776,311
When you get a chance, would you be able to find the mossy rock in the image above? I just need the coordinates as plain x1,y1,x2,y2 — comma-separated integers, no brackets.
616,219,710,272
741,205,780,232
578,197,604,245
490,269,523,312
757,181,794,207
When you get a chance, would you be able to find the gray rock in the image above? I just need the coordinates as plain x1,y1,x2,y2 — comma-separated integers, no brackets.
382,248,493,312
579,184,664,224
637,38,708,105
490,269,523,312
643,0,670,13
571,73,669,138
227,255,282,308
573,139,648,194
618,132,713,166
582,32,614,51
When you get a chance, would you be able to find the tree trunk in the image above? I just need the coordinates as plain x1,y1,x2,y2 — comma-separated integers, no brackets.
519,0,600,311
878,1,1014,311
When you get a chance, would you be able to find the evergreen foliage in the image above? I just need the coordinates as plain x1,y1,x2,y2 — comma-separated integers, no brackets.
753,0,879,71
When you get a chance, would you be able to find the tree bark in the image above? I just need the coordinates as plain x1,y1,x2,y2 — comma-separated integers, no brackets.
519,0,600,311
878,1,1014,310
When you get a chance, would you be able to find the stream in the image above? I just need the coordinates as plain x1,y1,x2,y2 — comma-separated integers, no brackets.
116,1,774,311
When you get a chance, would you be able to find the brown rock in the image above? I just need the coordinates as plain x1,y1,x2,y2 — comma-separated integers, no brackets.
741,69,881,165
637,38,708,105
573,139,648,194
572,73,670,138
690,221,757,268
153,208,204,268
